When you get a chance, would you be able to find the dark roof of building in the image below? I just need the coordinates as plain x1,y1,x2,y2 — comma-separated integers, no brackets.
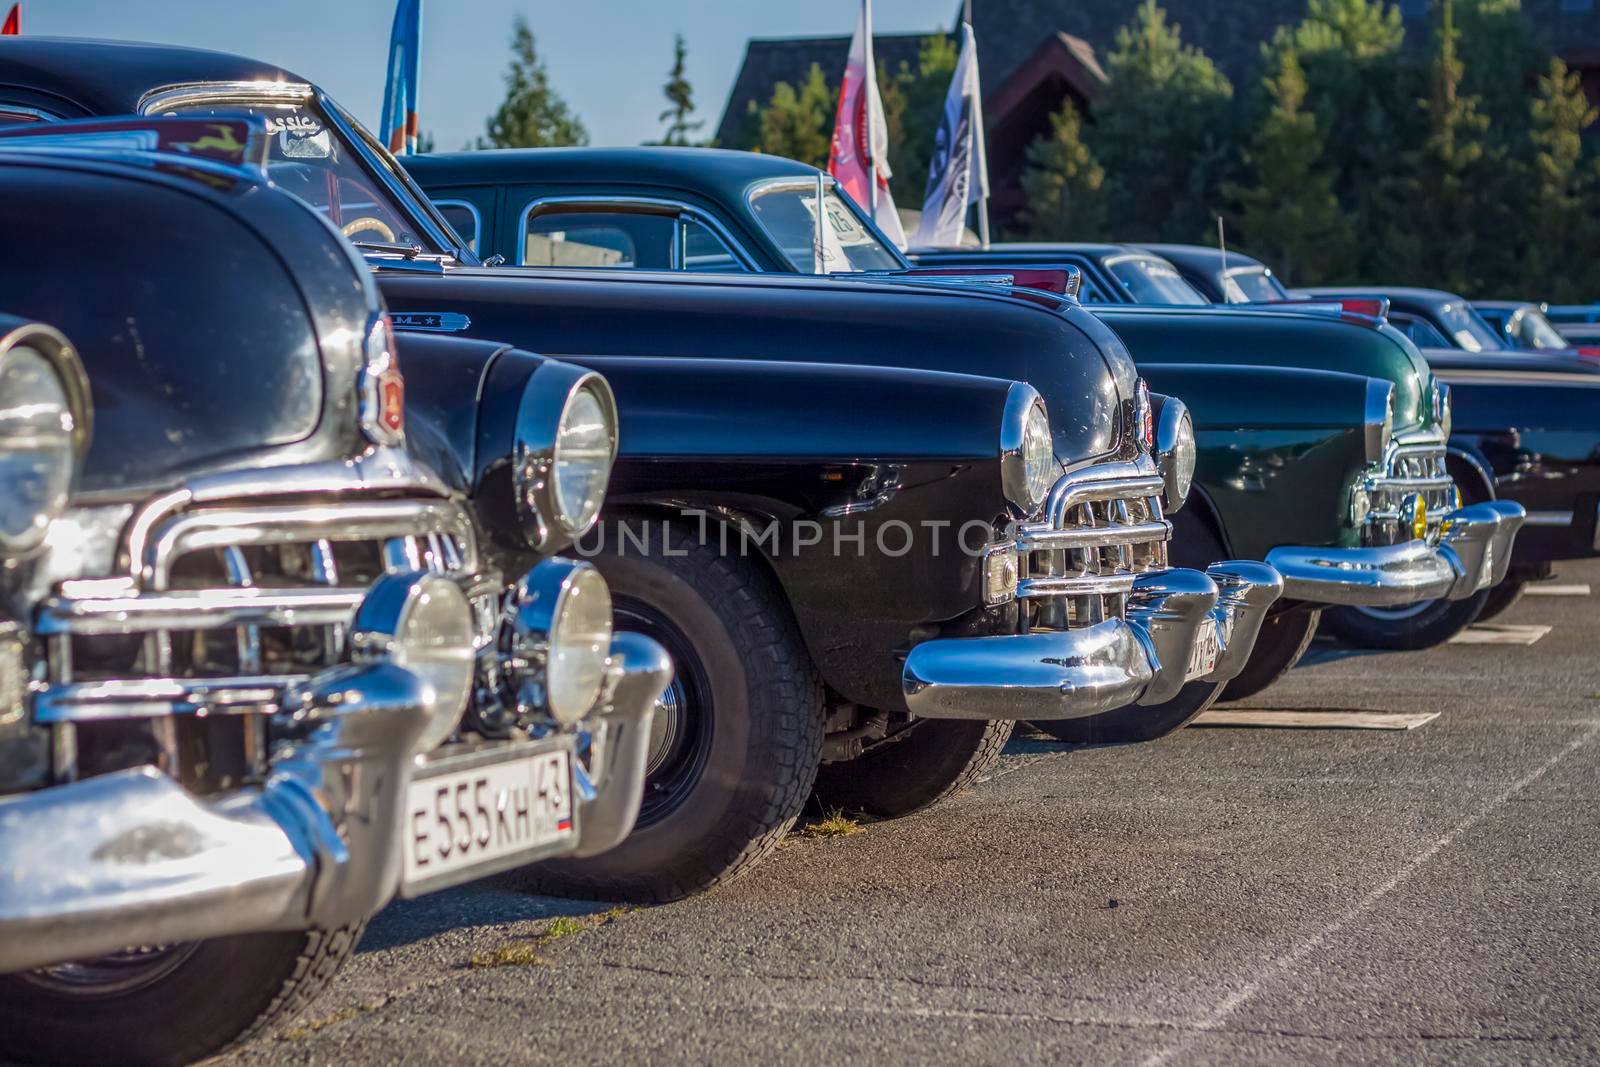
408,147,820,201
713,32,940,148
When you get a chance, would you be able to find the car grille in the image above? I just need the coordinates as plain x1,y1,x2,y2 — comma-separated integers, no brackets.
1013,460,1172,630
1361,439,1456,546
34,497,492,723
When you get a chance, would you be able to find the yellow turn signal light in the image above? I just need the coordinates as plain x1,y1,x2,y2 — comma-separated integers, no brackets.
1409,495,1429,541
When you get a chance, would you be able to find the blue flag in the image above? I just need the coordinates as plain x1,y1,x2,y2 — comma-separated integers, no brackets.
379,0,422,154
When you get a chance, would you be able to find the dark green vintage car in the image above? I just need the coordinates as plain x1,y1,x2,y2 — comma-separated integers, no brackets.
408,148,1524,721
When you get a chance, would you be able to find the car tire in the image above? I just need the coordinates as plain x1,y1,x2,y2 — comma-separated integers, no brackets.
1321,588,1489,650
0,923,364,1067
1474,579,1526,623
810,719,1013,818
1218,608,1321,701
527,519,823,904
1032,679,1226,744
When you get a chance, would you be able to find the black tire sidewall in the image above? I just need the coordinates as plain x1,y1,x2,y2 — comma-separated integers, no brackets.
812,718,1012,818
1323,588,1489,650
1219,608,1322,701
0,930,325,1067
1033,678,1225,744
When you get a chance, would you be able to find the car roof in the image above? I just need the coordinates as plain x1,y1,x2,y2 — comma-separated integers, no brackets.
1136,243,1269,274
0,37,296,116
977,242,1141,259
1472,300,1541,312
406,147,822,200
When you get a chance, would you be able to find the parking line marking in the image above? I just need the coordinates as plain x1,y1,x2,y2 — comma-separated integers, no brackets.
1193,710,1439,730
1448,623,1552,645
1526,583,1591,596
1138,723,1600,1067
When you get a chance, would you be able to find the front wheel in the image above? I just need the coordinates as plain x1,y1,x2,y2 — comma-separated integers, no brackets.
1033,679,1225,744
0,924,364,1067
811,719,1013,818
1218,608,1321,701
527,521,823,904
1321,589,1489,651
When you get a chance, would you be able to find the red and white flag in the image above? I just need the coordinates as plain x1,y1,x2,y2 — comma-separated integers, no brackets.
827,0,907,250
2,5,20,35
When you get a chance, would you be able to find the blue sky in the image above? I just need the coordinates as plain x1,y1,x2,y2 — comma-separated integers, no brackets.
24,1,956,149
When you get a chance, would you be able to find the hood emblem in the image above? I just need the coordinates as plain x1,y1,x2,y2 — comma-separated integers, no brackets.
391,312,471,333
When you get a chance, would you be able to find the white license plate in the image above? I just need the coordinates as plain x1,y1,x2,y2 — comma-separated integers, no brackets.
1186,618,1220,682
401,747,575,895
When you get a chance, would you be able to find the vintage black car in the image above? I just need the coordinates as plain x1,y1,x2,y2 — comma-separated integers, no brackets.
0,121,671,1065
915,242,1216,306
1474,300,1600,361
1299,286,1510,354
0,38,1287,903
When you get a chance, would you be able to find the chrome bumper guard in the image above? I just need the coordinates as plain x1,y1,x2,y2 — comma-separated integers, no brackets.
0,630,668,977
901,560,1281,721
1266,501,1525,606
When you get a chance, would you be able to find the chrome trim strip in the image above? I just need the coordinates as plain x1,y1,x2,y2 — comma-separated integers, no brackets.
512,194,759,271
1017,573,1136,599
1523,510,1575,527
36,586,371,636
1018,520,1171,552
0,104,59,124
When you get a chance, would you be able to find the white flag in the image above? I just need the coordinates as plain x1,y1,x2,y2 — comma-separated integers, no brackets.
911,22,990,249
827,0,908,250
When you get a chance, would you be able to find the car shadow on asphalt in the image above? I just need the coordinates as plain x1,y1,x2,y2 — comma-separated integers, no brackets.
1296,638,1392,669
358,878,613,954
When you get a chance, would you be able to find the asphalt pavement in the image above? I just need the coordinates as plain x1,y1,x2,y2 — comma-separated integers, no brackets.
227,559,1600,1067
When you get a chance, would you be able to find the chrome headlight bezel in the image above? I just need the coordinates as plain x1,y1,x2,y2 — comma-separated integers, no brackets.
1364,379,1395,464
0,322,92,557
1153,395,1195,513
499,558,614,726
1001,382,1056,514
513,364,620,553
351,571,476,756
1434,380,1452,439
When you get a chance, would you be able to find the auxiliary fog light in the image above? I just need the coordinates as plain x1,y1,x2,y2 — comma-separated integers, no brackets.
982,542,1020,606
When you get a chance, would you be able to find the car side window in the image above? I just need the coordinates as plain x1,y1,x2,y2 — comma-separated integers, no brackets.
524,210,675,269
1393,315,1452,350
681,217,745,273
433,200,479,253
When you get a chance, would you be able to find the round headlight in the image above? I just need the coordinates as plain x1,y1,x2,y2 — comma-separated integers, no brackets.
1001,382,1057,513
1021,403,1056,508
1156,404,1196,512
511,367,619,553
501,559,614,726
351,572,476,755
553,385,614,536
0,345,78,555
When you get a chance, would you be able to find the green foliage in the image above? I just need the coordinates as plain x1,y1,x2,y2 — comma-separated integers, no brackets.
1018,99,1107,240
1224,47,1352,281
657,34,704,147
742,63,835,167
1092,0,1235,241
479,17,588,149
1526,59,1600,301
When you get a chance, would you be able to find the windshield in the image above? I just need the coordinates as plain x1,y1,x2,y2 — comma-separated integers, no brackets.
1105,255,1209,305
1222,268,1288,303
748,182,903,273
153,95,433,251
1436,300,1505,352
1512,307,1570,350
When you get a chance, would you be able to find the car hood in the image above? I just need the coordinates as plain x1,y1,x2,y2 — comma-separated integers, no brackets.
379,265,1138,465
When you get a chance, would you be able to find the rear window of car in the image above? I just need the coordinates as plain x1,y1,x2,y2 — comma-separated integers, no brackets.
1222,268,1288,304
1105,255,1209,305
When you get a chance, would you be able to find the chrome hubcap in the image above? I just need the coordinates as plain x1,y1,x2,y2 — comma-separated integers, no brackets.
646,676,685,777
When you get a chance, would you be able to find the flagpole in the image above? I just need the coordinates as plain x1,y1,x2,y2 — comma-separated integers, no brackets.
863,0,877,218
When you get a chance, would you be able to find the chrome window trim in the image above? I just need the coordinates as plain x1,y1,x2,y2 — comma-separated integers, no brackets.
137,81,466,260
1522,510,1576,527
513,194,758,271
431,197,482,250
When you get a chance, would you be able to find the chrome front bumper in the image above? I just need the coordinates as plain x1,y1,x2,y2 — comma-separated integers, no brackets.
0,631,668,976
1266,501,1525,606
901,560,1281,721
